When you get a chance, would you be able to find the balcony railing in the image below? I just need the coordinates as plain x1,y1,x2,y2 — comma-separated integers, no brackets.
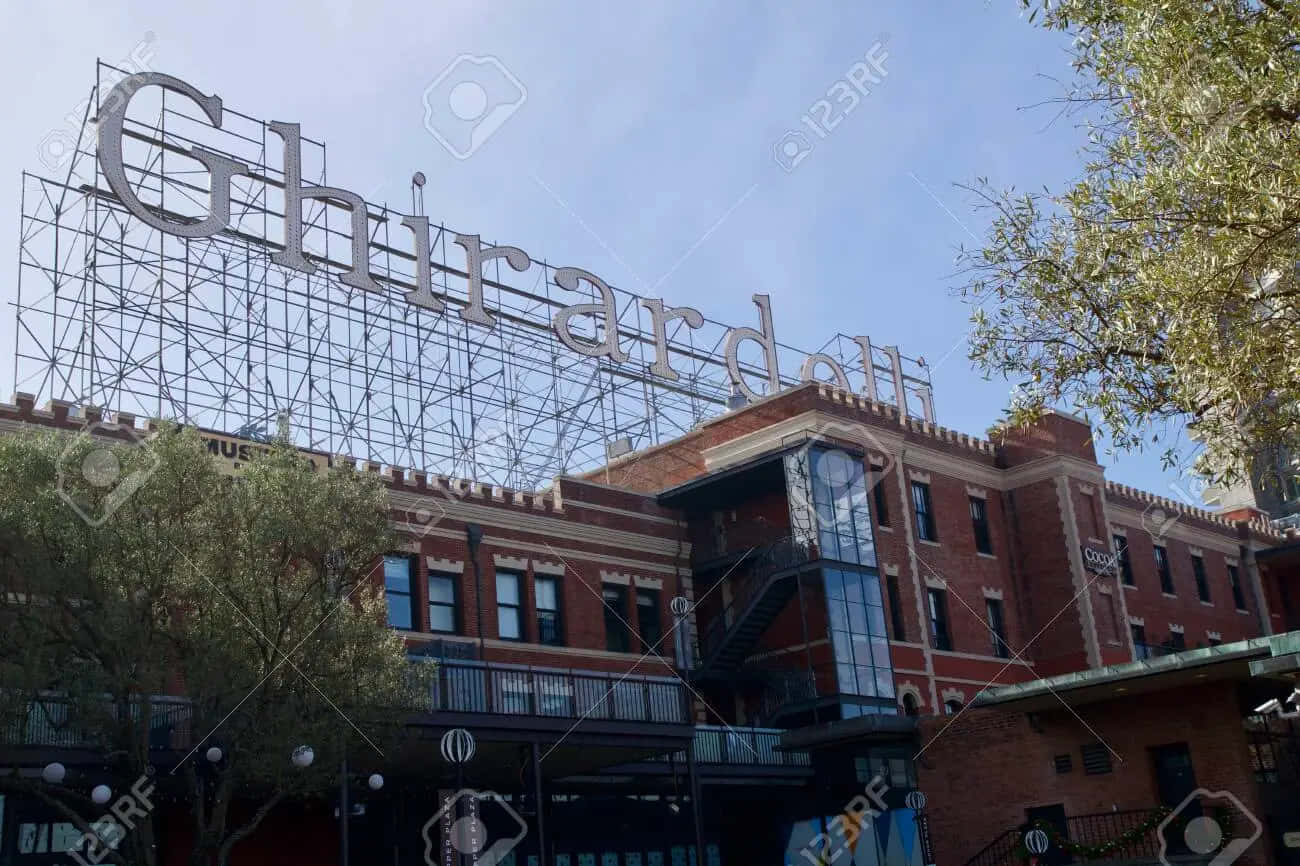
1273,513,1300,532
963,808,1165,866
2,696,193,749
656,725,811,767
425,659,690,724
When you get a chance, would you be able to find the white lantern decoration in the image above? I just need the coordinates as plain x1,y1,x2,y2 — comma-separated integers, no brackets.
291,745,314,768
440,728,476,765
205,746,223,763
368,773,384,791
42,762,66,784
91,785,112,805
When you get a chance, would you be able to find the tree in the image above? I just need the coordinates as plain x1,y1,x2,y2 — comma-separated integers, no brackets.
0,424,427,866
960,0,1300,484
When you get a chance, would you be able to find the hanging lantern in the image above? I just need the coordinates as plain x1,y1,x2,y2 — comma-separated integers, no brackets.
205,746,223,763
91,785,112,805
368,773,384,790
291,745,315,768
42,762,66,785
440,728,475,764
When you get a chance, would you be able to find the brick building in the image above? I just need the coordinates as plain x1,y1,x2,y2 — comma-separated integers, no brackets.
2,383,1299,866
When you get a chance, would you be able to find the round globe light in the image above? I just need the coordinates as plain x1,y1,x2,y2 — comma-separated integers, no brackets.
368,773,384,791
91,785,112,805
291,745,314,769
41,762,66,785
205,746,223,763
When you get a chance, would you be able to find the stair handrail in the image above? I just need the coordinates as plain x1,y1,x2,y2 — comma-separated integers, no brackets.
697,535,815,666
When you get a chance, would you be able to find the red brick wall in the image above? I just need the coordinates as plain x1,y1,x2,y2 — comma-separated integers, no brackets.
918,682,1271,866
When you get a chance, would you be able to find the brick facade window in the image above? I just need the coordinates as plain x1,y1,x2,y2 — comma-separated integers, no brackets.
1228,564,1247,611
636,589,662,652
384,554,415,630
927,587,952,651
886,574,907,641
496,571,523,640
1154,545,1174,595
1114,535,1135,586
969,496,992,555
912,482,937,542
535,576,563,646
986,598,1009,658
427,572,457,634
870,464,890,527
1131,623,1149,659
1191,555,1211,603
603,585,630,652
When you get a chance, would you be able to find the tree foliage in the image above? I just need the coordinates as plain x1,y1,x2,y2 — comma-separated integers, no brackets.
0,425,426,865
962,0,1300,483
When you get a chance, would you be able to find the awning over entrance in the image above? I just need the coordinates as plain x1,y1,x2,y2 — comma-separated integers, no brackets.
970,632,1300,713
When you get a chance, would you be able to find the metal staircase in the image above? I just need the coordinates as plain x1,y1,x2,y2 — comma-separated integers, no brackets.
695,537,816,678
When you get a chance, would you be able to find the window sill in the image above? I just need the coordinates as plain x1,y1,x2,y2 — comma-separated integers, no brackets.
976,552,996,560
876,525,894,533
1199,600,1214,607
1237,608,1251,615
1122,583,1137,590
917,539,941,548
1162,592,1177,599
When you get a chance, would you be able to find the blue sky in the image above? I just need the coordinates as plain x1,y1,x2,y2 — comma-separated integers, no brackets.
0,0,1195,499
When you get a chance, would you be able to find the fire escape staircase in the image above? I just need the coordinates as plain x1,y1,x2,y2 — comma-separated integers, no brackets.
695,537,815,680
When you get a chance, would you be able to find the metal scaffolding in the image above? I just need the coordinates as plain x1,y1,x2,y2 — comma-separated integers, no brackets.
13,63,933,491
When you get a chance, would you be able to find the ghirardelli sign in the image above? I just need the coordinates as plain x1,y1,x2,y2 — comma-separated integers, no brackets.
95,71,933,415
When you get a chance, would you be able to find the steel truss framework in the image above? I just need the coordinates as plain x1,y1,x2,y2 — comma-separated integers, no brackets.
13,63,933,490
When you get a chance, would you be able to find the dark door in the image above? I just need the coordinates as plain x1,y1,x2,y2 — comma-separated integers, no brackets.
1152,743,1199,857
1152,743,1198,808
1024,804,1071,866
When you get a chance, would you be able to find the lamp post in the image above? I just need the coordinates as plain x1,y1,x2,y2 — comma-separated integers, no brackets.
441,728,476,866
466,525,485,658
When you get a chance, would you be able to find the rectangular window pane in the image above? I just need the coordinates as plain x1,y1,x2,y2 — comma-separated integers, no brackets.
870,465,890,526
1114,536,1134,586
387,593,412,631
535,577,558,611
970,496,992,555
428,575,455,604
1154,546,1174,594
429,605,455,633
912,482,936,542
603,586,629,653
1228,565,1247,610
636,590,661,650
1192,556,1211,603
886,574,907,641
384,555,411,590
496,573,520,605
497,606,520,640
928,588,951,651
384,555,412,629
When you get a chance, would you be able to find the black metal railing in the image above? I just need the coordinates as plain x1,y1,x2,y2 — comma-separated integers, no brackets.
659,725,811,767
964,808,1166,866
698,536,815,664
2,695,193,749
425,659,690,724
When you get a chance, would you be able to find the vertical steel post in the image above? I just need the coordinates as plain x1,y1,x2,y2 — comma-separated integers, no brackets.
339,755,349,866
687,740,706,866
532,741,548,866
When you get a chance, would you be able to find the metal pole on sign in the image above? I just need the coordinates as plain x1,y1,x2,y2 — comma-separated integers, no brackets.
340,755,350,866
532,741,547,866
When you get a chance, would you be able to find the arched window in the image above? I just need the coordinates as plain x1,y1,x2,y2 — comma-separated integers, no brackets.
902,693,920,717
944,699,964,715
